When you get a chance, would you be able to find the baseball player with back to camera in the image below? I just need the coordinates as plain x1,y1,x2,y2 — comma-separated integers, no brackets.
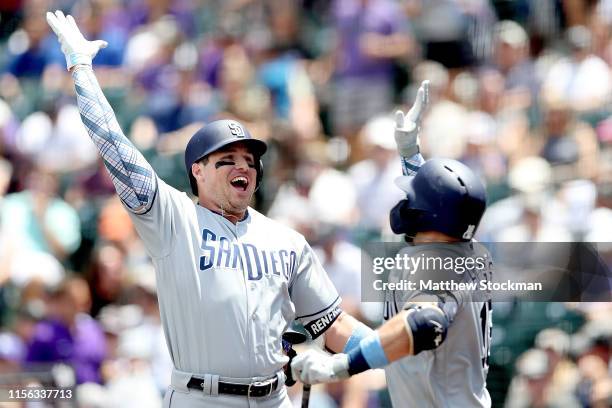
46,10,388,408
292,81,494,407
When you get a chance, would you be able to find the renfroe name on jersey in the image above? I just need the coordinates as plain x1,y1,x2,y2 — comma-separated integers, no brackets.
199,228,297,281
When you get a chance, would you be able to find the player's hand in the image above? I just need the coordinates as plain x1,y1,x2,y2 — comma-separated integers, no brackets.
46,10,108,70
291,349,349,384
395,80,429,157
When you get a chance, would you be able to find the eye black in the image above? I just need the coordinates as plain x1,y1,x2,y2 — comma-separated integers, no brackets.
215,160,235,168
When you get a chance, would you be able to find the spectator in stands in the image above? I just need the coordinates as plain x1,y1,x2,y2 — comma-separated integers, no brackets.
535,95,599,182
14,100,98,172
26,276,107,384
0,165,81,261
5,5,54,78
87,242,128,318
348,115,403,238
542,25,612,115
409,0,473,69
330,0,414,141
0,2,610,405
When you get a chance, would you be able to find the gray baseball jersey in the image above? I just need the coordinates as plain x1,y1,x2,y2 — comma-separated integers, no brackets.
383,243,493,408
70,66,341,382
129,179,342,378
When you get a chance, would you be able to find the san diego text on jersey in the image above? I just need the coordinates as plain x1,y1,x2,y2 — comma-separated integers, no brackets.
199,228,298,281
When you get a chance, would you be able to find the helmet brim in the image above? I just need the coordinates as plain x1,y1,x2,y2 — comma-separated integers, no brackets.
394,175,415,196
194,138,267,163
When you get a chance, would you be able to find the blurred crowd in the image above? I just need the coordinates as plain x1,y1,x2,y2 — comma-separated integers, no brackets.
0,0,611,407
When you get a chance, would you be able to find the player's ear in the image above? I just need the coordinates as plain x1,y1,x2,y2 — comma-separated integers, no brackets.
192,162,205,183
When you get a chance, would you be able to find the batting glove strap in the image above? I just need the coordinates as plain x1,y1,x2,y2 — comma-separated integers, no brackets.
346,332,389,376
66,53,92,70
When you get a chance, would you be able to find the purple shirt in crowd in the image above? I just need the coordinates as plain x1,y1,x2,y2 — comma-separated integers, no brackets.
26,315,107,384
333,0,410,79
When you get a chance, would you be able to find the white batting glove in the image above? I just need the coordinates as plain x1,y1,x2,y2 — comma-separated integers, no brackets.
395,80,430,157
46,10,108,70
291,349,350,384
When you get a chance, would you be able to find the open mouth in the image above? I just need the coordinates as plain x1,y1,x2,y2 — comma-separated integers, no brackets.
230,176,249,191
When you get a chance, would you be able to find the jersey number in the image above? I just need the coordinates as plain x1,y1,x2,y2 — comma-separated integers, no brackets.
479,300,492,370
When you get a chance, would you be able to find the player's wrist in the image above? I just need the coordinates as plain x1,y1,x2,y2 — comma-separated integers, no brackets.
346,332,389,375
331,354,350,379
65,53,92,70
395,131,420,157
343,322,374,353
398,144,420,157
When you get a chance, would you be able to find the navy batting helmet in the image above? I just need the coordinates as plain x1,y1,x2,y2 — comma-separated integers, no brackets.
390,159,487,240
184,119,267,195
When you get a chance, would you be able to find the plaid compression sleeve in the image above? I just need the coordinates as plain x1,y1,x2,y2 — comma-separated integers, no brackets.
72,66,157,214
400,153,425,176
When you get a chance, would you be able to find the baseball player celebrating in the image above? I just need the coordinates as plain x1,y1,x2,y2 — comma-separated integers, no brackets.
292,81,493,407
46,10,377,408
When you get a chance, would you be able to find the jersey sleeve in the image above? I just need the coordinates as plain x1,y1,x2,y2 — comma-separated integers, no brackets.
72,66,189,256
290,240,342,339
125,178,194,258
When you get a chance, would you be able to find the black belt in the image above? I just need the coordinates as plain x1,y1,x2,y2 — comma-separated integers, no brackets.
186,375,279,397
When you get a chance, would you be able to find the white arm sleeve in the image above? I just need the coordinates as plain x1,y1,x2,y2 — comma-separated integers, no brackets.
400,152,425,176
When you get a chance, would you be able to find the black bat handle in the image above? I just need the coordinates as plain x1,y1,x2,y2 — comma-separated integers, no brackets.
301,384,311,408
284,348,297,387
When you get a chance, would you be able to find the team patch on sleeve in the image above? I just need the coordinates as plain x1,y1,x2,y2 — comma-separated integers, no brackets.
304,306,342,339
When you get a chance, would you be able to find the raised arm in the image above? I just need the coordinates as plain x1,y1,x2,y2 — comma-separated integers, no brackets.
71,66,157,213
395,80,429,176
46,11,157,214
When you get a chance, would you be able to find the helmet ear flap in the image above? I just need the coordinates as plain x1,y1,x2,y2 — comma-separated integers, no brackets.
390,200,407,234
390,199,429,236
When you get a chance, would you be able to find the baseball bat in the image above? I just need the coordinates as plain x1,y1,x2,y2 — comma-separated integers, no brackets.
301,383,311,408
282,329,310,408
